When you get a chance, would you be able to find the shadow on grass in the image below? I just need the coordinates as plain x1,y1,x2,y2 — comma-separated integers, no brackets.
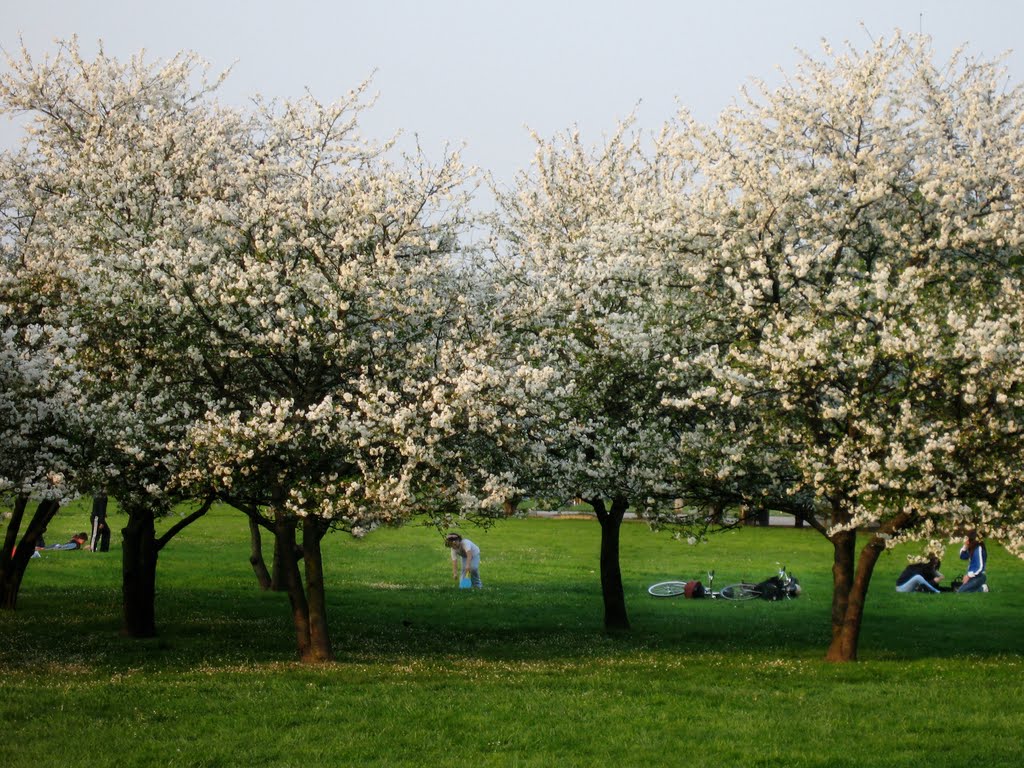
4,572,1022,672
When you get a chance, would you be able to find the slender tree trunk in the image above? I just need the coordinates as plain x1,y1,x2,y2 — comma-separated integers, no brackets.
591,496,630,631
226,502,277,590
275,514,313,660
709,502,724,525
302,516,334,662
2,497,35,611
825,527,858,661
271,529,288,592
121,503,158,638
249,516,273,590
1,497,60,610
0,496,29,606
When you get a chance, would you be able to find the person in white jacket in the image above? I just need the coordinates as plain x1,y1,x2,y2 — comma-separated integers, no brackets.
445,533,482,588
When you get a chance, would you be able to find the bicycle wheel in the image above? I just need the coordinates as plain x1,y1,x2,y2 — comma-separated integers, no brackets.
719,583,760,601
648,581,688,597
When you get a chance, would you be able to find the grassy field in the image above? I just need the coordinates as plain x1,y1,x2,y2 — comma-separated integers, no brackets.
2,502,1023,767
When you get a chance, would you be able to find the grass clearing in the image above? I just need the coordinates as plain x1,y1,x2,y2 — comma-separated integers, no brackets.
2,505,1023,767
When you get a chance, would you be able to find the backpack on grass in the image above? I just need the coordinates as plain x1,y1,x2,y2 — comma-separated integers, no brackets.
684,580,706,599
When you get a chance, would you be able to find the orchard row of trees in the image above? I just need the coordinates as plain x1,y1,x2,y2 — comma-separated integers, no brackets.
3,34,1024,662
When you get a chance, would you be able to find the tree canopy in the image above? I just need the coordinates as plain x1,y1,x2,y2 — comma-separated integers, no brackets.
658,34,1024,658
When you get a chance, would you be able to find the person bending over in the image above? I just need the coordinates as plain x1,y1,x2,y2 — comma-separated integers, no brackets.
895,555,943,593
445,533,482,588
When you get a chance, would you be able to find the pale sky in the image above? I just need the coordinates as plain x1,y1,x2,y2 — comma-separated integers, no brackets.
3,0,1024,196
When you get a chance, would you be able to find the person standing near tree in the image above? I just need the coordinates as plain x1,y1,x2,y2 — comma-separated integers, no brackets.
956,531,989,593
445,533,482,588
90,495,111,553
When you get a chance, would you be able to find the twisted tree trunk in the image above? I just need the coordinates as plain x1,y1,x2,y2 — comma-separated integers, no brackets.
275,514,313,661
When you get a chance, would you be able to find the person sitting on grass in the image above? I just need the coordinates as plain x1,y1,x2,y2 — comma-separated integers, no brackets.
895,554,944,593
956,530,989,593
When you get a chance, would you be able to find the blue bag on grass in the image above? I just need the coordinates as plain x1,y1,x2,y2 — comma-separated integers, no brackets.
459,575,472,589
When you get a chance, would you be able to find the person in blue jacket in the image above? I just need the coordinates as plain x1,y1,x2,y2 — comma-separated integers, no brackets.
956,530,988,593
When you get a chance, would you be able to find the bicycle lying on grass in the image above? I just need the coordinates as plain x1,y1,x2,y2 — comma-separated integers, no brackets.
648,565,801,600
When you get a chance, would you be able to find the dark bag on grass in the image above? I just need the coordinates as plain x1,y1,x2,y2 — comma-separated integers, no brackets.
684,580,706,599
754,576,785,601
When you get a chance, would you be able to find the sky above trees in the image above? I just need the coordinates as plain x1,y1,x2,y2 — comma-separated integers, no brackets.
3,1,1024,198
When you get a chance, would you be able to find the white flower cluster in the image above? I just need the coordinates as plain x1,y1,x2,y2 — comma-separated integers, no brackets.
0,309,80,501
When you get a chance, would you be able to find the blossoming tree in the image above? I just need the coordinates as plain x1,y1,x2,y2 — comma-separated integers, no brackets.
0,181,81,606
0,39,250,635
171,126,479,661
662,34,1024,660
0,40,482,660
491,123,711,629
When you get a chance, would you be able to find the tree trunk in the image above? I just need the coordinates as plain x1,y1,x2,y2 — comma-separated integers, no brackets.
271,529,288,592
119,495,213,638
274,514,313,660
591,496,630,631
709,502,725,524
302,516,334,662
825,511,914,662
1,497,60,610
824,526,859,661
742,504,770,526
249,516,273,591
0,496,29,609
121,503,158,638
225,502,278,590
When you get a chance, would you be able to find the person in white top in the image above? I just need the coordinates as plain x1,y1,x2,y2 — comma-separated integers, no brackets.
445,533,482,588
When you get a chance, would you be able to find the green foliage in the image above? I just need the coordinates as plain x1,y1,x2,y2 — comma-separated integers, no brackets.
2,507,1023,767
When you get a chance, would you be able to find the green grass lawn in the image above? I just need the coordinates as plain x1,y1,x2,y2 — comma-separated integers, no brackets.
2,503,1023,767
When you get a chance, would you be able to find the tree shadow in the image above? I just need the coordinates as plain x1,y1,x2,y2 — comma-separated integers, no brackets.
3,574,1022,671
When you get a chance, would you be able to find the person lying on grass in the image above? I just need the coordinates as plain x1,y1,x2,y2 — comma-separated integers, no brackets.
44,532,90,551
